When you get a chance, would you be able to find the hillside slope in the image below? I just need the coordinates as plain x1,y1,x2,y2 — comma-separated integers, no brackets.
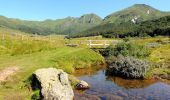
71,4,170,38
104,4,170,24
0,13,102,35
0,4,169,36
71,15,170,38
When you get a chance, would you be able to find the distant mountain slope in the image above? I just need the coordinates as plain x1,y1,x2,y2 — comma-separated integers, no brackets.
71,4,170,38
0,4,169,36
71,15,170,38
104,4,170,24
0,13,102,35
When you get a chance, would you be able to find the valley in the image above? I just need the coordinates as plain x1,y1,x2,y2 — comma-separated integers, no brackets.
0,3,170,100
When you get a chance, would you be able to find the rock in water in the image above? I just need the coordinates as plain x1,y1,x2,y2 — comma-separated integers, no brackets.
76,80,90,89
34,68,74,100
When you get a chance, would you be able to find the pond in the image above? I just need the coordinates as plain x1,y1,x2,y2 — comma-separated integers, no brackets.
74,69,170,100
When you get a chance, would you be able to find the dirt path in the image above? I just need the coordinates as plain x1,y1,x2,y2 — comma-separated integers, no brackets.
0,67,19,82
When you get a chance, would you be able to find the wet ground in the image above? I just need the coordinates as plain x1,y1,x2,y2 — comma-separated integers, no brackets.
74,69,170,100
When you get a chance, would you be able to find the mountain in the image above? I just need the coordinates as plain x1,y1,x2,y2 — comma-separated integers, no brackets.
103,4,170,24
71,15,170,38
0,13,102,35
0,4,170,36
70,4,170,38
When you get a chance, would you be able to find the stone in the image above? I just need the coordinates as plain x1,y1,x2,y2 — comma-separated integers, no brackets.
76,80,90,89
33,68,74,100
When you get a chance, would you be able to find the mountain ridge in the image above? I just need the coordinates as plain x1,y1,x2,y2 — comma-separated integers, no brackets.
0,13,102,35
103,4,170,24
0,4,170,35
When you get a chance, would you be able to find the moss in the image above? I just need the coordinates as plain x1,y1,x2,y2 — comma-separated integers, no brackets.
68,75,80,88
31,89,41,100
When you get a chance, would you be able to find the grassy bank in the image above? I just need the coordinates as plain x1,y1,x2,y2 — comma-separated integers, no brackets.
0,28,104,99
126,37,170,78
101,36,170,79
0,47,104,99
145,44,170,78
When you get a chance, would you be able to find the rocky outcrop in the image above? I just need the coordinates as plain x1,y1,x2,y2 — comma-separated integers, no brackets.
33,68,74,100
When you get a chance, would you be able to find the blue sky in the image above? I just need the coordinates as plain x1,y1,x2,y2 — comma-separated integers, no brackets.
0,0,170,21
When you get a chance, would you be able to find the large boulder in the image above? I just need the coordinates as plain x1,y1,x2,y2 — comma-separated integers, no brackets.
33,68,74,100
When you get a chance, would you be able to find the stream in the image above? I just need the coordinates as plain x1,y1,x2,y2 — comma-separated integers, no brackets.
74,68,170,100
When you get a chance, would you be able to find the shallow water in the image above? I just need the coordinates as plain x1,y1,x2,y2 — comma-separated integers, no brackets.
75,69,170,100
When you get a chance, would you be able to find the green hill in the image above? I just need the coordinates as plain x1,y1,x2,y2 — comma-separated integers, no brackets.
71,4,170,38
0,13,102,35
0,4,169,36
71,15,170,38
104,4,170,24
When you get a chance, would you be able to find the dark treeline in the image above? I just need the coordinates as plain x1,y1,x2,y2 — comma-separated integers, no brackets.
70,16,170,38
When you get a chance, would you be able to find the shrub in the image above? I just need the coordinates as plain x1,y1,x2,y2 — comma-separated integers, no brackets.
100,45,115,56
123,37,131,42
31,90,41,100
103,42,150,59
106,56,150,78
24,75,42,100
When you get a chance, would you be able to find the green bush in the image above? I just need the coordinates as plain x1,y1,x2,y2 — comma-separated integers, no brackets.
106,56,150,78
102,42,150,59
31,90,41,100
24,75,42,100
114,42,150,58
100,45,115,56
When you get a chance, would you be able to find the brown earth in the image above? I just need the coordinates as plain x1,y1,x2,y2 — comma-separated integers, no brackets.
0,67,19,82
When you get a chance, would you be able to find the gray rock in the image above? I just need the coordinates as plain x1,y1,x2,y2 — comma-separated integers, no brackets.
34,68,74,100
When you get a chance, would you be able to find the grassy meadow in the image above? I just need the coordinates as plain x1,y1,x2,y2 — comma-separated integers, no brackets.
0,27,105,99
0,27,169,99
125,37,170,78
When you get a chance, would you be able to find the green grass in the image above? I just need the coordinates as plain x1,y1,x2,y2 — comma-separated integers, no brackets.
145,44,170,78
0,28,104,99
0,27,169,99
0,47,104,99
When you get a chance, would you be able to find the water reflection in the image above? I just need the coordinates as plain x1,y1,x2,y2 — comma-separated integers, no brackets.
74,69,170,100
107,76,158,89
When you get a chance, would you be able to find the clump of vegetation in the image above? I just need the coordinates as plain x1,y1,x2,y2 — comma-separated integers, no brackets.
106,56,150,78
100,44,115,57
102,42,150,59
24,75,42,100
102,42,152,78
31,90,41,100
68,75,80,88
113,42,150,59
145,44,170,78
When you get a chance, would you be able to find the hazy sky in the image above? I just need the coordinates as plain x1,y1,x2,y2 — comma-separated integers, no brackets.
0,0,170,21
